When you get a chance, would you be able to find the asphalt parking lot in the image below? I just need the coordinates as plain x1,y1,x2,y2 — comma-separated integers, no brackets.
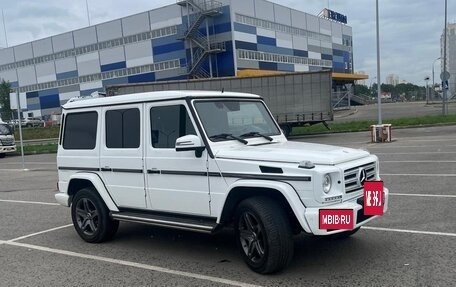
1,125,455,286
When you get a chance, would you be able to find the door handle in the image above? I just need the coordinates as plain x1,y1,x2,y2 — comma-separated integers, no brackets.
147,169,160,174
100,167,112,172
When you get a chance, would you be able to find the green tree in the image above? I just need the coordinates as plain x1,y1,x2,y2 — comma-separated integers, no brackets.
0,80,12,121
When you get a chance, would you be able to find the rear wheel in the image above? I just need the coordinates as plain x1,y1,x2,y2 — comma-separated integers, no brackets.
71,188,119,243
234,197,294,274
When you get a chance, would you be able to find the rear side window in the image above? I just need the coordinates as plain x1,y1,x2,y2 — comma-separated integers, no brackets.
63,112,98,150
105,108,140,148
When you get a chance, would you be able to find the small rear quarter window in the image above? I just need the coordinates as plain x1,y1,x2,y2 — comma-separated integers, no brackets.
63,112,98,150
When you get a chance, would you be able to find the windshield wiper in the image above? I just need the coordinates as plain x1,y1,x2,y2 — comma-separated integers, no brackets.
240,131,273,141
209,133,248,144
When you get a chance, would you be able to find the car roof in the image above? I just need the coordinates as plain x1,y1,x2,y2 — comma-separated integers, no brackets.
63,90,261,110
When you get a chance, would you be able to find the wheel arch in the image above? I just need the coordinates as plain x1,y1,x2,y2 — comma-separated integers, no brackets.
67,173,119,212
217,180,311,233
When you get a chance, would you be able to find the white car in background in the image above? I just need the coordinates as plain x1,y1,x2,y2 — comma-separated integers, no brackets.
0,122,16,158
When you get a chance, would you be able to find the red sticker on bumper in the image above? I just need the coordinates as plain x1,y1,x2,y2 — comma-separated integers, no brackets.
364,181,384,216
319,209,354,230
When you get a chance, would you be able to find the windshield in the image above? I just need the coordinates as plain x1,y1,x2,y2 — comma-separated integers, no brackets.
194,100,280,142
0,124,12,135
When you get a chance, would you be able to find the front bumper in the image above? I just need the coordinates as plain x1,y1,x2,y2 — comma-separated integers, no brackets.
0,145,16,153
304,187,389,235
55,192,70,207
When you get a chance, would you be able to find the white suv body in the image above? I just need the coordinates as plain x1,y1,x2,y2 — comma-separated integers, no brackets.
56,91,389,274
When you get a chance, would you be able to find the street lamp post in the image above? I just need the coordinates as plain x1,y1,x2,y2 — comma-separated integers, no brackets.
425,76,430,104
432,57,441,101
442,0,448,115
376,0,382,125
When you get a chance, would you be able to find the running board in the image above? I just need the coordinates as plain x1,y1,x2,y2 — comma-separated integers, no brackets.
111,211,218,234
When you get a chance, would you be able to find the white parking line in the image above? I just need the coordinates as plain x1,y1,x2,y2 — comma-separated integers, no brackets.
0,162,56,165
381,173,456,177
0,199,60,206
390,193,456,198
5,241,262,287
7,224,73,243
368,144,456,149
364,226,456,237
376,152,456,155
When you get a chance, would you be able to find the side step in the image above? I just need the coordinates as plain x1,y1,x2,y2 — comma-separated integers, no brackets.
111,210,218,234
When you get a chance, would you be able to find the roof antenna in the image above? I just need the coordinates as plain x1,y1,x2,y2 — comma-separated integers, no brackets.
221,87,224,93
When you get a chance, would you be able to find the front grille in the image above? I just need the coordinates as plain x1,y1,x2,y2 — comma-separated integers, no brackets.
344,162,376,193
0,138,14,146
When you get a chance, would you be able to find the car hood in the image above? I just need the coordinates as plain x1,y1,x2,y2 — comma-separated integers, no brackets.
214,141,370,165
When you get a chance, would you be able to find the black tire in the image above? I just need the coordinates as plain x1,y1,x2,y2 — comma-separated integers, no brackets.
0,153,5,158
326,227,361,240
234,197,294,274
71,188,119,243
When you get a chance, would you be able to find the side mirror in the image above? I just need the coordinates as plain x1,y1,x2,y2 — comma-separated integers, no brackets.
175,135,205,158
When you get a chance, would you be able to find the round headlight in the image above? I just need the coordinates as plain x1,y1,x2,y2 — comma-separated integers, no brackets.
323,174,332,193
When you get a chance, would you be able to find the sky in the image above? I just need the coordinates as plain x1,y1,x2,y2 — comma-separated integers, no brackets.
0,0,455,85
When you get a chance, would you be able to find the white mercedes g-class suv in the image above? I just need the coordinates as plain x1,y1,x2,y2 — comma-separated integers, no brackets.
56,91,388,274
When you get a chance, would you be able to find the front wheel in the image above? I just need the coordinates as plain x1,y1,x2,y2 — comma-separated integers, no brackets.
234,197,294,274
71,188,119,243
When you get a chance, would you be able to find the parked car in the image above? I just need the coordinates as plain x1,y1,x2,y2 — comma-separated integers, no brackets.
0,122,16,158
22,117,44,127
55,91,389,274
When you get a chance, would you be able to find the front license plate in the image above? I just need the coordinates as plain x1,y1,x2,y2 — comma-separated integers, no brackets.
363,181,384,216
319,209,354,230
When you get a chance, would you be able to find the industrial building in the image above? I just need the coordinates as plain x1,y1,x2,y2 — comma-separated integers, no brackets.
0,0,360,118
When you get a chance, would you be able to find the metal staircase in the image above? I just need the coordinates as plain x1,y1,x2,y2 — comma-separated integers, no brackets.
177,0,226,78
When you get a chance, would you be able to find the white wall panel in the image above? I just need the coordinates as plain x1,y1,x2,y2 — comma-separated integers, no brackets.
150,17,182,30
234,31,257,43
343,25,352,36
0,48,14,65
125,41,153,67
254,0,274,20
36,62,56,83
73,27,97,47
294,64,309,72
291,10,306,29
308,51,321,60
319,18,332,35
230,0,255,17
292,36,308,51
97,20,123,42
17,66,36,86
306,14,319,33
273,4,291,25
77,52,100,76
14,43,33,61
276,32,293,49
308,38,321,47
0,70,18,83
80,81,102,91
122,12,150,36
99,46,125,65
55,58,77,74
52,32,75,52
32,38,53,57
256,28,275,38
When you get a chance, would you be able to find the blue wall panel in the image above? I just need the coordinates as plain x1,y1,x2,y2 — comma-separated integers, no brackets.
233,22,256,34
235,41,257,51
153,50,186,62
26,91,39,99
39,94,60,109
128,72,155,83
56,70,78,80
27,103,40,110
293,49,308,58
214,41,235,77
277,63,294,72
101,61,126,72
153,42,185,55
259,61,277,71
38,88,59,97
321,54,333,61
257,36,276,46
102,76,129,86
